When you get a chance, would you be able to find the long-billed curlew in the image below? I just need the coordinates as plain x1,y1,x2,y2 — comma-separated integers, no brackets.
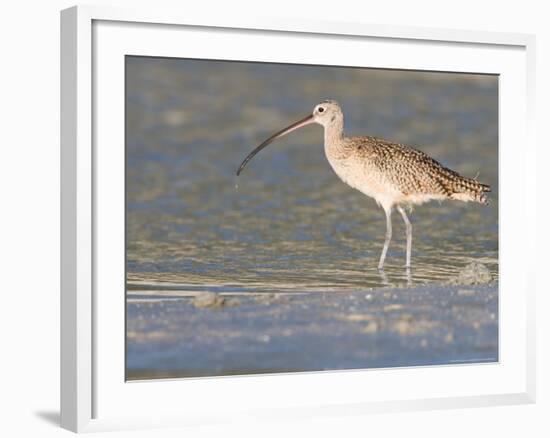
236,100,490,270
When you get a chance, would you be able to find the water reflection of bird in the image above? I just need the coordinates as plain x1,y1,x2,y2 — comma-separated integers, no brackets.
237,100,490,270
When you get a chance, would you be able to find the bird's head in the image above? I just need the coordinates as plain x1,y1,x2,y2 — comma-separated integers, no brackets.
312,100,343,128
236,100,343,176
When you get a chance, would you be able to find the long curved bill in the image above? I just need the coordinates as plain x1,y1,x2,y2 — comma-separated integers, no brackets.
236,114,314,176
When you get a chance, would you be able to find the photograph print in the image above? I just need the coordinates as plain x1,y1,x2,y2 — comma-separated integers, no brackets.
125,56,498,380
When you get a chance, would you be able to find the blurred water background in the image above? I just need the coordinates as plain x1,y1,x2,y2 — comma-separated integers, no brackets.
126,56,498,293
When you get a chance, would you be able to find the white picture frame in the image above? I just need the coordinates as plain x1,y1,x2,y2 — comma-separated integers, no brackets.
60,4,536,433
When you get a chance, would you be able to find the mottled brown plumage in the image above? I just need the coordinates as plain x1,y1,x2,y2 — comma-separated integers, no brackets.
237,100,491,269
346,136,490,204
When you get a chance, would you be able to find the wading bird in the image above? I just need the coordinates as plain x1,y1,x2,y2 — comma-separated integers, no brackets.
236,100,490,270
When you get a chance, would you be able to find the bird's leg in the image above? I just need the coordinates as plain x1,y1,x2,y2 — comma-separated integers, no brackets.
378,207,392,270
397,205,412,268
405,267,412,286
378,269,390,286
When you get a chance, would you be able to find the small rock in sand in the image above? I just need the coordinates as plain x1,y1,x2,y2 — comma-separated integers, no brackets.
362,320,380,334
392,314,414,335
193,292,239,309
451,262,493,285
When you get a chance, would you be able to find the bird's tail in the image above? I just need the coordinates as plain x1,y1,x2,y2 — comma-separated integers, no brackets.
448,175,491,204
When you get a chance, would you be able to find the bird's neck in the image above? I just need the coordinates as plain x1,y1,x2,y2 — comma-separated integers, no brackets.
323,119,347,157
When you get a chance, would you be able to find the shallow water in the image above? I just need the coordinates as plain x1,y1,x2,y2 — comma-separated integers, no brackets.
126,57,498,293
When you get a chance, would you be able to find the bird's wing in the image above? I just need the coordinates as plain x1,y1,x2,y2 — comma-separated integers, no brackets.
362,137,490,203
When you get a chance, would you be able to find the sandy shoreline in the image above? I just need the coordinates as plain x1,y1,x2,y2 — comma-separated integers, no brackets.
126,280,498,380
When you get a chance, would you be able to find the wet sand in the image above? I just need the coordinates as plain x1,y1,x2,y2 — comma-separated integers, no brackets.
127,279,498,380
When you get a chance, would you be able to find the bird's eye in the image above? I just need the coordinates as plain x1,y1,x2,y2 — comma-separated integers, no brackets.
318,107,325,113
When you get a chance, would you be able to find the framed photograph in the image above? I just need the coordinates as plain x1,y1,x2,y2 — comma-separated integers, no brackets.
61,5,536,432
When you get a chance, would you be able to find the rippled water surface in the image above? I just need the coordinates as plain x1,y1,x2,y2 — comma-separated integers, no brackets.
126,57,498,293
